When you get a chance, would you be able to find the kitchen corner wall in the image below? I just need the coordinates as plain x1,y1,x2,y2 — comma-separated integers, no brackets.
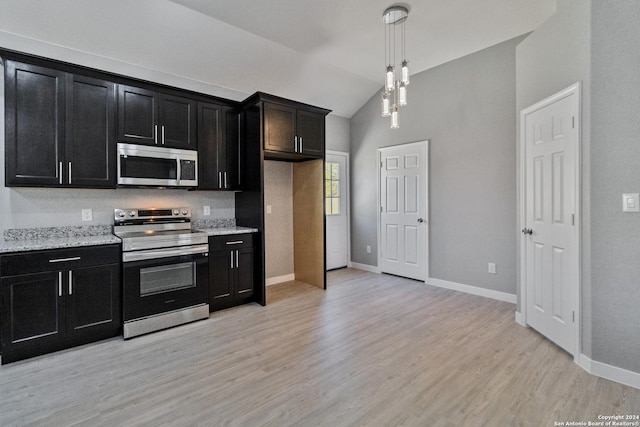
350,35,524,296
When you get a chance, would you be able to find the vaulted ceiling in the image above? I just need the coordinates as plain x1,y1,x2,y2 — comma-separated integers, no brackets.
0,0,555,117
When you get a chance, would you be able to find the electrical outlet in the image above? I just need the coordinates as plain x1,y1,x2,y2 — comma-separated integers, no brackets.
366,245,372,254
81,209,93,222
488,262,496,274
203,206,211,216
266,205,272,215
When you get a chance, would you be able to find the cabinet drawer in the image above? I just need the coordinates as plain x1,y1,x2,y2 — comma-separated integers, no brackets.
1,244,120,277
209,234,254,251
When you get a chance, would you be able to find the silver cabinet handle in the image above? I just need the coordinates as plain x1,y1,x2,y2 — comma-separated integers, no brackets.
218,171,222,189
224,171,228,188
59,162,63,185
154,125,158,144
225,240,244,245
68,270,73,295
294,136,298,153
49,256,81,263
236,250,239,268
230,250,234,269
300,136,303,153
58,271,63,297
162,125,165,145
68,161,72,184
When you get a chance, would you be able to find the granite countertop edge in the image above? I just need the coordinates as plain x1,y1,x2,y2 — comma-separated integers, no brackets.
197,226,259,236
0,234,122,254
1,226,259,254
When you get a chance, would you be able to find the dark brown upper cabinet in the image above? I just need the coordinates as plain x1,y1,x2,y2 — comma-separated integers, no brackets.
252,93,329,161
4,60,116,188
117,84,196,149
197,102,240,190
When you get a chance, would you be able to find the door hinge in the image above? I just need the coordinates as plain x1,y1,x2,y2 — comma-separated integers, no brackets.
380,161,383,168
572,311,575,322
571,213,575,226
572,117,575,129
380,206,383,212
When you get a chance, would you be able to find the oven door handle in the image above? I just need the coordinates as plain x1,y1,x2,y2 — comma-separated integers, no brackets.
122,244,209,262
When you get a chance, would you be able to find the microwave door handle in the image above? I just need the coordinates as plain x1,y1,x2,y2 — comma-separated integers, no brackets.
176,156,181,185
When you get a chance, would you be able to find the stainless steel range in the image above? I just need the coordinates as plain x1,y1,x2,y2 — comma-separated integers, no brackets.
114,207,209,339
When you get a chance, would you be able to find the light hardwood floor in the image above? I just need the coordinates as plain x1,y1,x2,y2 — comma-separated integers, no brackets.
1,268,638,426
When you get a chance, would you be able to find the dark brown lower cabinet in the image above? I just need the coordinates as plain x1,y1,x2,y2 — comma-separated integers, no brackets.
209,234,255,311
0,245,121,364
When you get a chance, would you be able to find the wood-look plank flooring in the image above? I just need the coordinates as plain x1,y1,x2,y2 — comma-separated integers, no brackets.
1,268,639,426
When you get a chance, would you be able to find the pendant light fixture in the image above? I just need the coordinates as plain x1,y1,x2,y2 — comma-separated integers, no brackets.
381,5,409,129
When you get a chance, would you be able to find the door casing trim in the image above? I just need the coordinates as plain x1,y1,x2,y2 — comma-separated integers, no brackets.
377,140,430,281
519,82,582,359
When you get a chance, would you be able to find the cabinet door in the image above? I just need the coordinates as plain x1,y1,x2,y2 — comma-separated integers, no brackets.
117,84,157,145
66,75,116,188
197,102,223,190
209,250,234,309
297,109,325,158
4,61,65,186
264,102,296,153
159,94,196,149
223,108,240,189
235,247,254,297
66,264,121,338
1,272,64,353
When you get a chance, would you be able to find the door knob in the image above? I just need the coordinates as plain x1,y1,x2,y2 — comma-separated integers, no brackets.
521,228,533,235
417,218,425,223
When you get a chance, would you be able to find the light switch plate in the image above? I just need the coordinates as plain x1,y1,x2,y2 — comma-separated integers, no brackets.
622,193,639,212
203,206,211,216
266,205,272,215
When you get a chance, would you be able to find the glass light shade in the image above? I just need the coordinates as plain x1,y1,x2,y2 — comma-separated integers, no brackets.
401,60,410,85
381,92,391,117
385,65,395,91
390,107,399,129
398,82,407,106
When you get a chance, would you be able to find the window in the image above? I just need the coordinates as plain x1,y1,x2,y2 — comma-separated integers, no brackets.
325,162,340,215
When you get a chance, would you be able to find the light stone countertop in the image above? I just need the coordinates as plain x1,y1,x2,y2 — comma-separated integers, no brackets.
0,234,122,254
0,223,258,254
196,226,259,236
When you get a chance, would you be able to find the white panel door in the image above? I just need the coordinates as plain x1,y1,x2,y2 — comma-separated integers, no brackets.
379,142,428,281
325,152,349,270
522,86,579,356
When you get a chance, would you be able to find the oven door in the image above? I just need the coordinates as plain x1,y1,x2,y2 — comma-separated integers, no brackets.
122,251,208,322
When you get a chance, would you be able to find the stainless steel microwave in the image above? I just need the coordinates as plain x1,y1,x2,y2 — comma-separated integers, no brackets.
117,143,197,188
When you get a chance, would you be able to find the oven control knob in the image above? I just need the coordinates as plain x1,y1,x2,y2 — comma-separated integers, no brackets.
182,209,189,216
117,210,125,218
129,210,136,217
173,209,180,216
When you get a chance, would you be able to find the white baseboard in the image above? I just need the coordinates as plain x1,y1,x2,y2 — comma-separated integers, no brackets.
266,274,295,286
515,311,526,326
578,354,640,390
427,277,517,304
349,262,381,274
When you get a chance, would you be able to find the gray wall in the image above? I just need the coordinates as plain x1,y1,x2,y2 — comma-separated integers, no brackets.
326,115,350,153
590,1,640,374
515,0,592,353
350,36,524,295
